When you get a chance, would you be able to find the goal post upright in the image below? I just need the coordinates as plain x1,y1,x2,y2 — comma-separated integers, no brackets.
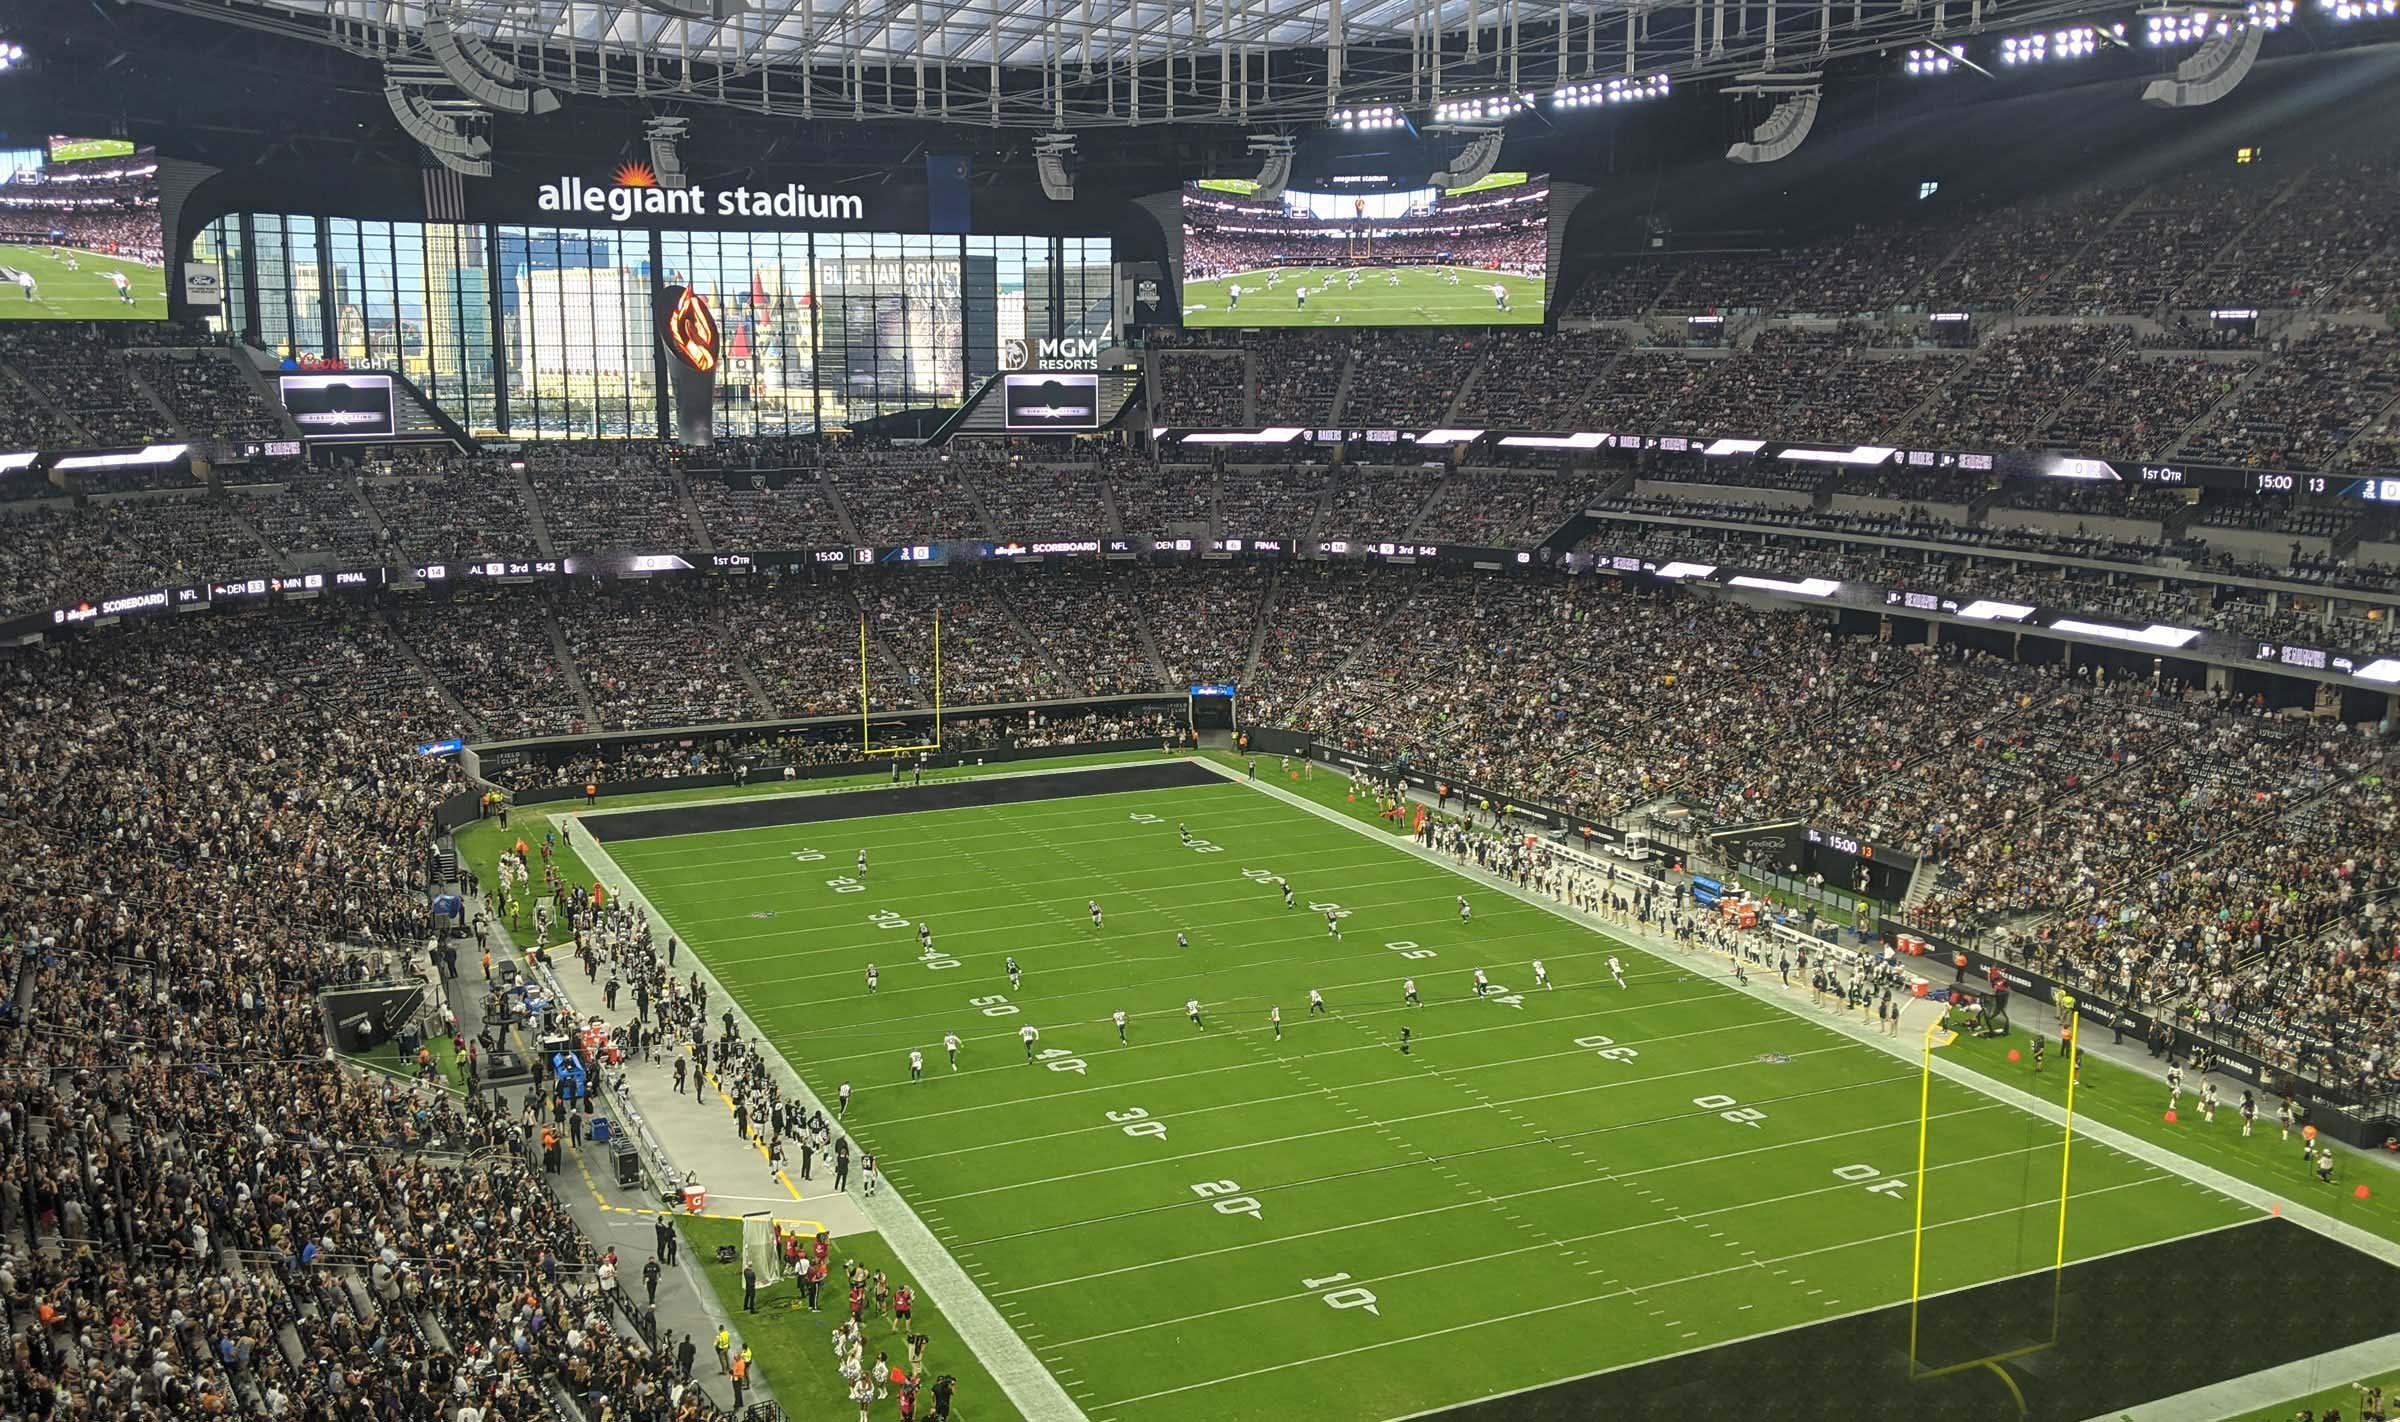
860,604,944,757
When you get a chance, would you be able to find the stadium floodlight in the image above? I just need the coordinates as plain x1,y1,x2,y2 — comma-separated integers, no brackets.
2142,19,2263,104
1903,46,1955,75
1430,130,1506,190
1333,104,1405,131
1551,73,1671,107
1034,132,1076,202
645,117,691,190
424,14,560,116
637,0,752,16
2325,0,2395,20
0,40,24,71
1431,92,1533,125
2247,0,2298,28
1723,78,1821,165
1246,134,1297,200
1999,23,2120,62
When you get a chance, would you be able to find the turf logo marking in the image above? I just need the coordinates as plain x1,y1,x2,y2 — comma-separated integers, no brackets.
1301,1273,1382,1316
1832,1163,1908,1198
1191,1179,1264,1220
1106,1107,1168,1140
1695,1093,1769,1128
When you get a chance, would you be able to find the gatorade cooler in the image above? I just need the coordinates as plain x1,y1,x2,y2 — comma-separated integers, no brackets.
682,1183,707,1214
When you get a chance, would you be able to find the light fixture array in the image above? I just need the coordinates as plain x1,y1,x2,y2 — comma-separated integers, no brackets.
1550,73,1672,107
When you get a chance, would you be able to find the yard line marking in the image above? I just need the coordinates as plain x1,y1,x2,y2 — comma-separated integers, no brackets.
1031,1135,2127,1348
994,1101,2013,1296
1085,1173,2181,1407
920,1049,1892,1205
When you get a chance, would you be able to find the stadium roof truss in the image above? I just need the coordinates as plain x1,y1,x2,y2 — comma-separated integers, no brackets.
138,0,2154,127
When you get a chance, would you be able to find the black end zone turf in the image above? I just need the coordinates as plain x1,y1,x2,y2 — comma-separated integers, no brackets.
1428,1217,2400,1422
584,760,1231,842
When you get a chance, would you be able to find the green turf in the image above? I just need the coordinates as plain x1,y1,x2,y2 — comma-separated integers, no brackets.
677,1216,1012,1420
595,766,2260,1421
454,752,1186,951
2231,1366,2397,1421
0,243,167,321
1181,265,1545,327
1945,1029,2400,1250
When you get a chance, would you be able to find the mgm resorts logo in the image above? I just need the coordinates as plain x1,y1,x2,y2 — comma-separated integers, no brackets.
538,163,866,224
1003,335,1103,372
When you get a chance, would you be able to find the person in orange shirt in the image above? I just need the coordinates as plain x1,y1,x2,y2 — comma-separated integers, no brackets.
585,781,598,806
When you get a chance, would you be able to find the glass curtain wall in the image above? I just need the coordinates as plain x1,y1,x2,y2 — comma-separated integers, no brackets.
199,219,1106,439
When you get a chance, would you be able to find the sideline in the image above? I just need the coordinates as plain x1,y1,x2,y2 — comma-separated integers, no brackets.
563,812,1091,1422
1194,756,2400,1418
569,752,1174,825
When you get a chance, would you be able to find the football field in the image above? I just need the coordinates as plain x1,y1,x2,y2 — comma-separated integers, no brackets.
586,759,2358,1421
1181,265,1544,327
0,243,167,320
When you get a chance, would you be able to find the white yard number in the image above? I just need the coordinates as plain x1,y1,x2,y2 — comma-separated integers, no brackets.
1833,1163,1907,1197
1308,901,1353,920
1130,813,1164,824
1242,868,1280,882
1036,1048,1088,1075
1302,1273,1381,1316
1694,1094,1767,1128
1482,982,1525,1009
826,877,866,894
971,994,1018,1017
790,849,827,863
1106,1107,1167,1139
919,947,960,971
1386,940,1437,960
1188,839,1225,854
867,910,910,930
1574,1033,1640,1063
1191,1179,1263,1220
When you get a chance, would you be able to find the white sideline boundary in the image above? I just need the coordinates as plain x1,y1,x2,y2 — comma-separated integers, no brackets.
563,812,1090,1422
568,753,1185,833
1194,757,2400,1418
2079,1329,2400,1422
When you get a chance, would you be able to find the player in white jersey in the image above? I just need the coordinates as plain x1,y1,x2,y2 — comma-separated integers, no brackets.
1269,1005,1283,1040
1282,881,1296,909
15,270,35,302
1187,998,1205,1029
1114,1008,1128,1043
1020,1023,1040,1062
1609,956,1626,990
1006,955,1021,990
918,921,932,950
1296,286,1308,312
1176,931,1188,950
1325,909,1341,938
109,269,132,305
943,1032,961,1068
1228,282,1242,309
1489,282,1510,312
1308,988,1327,1015
1472,968,1490,998
1267,270,1281,289
865,964,879,993
858,848,868,877
1089,900,1103,929
1458,896,1471,924
1533,959,1550,990
908,1049,923,1082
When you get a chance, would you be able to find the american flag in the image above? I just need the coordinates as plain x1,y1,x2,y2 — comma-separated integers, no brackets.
421,163,468,224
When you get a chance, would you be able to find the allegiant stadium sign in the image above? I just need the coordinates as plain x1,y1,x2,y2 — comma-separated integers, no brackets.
537,169,866,225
